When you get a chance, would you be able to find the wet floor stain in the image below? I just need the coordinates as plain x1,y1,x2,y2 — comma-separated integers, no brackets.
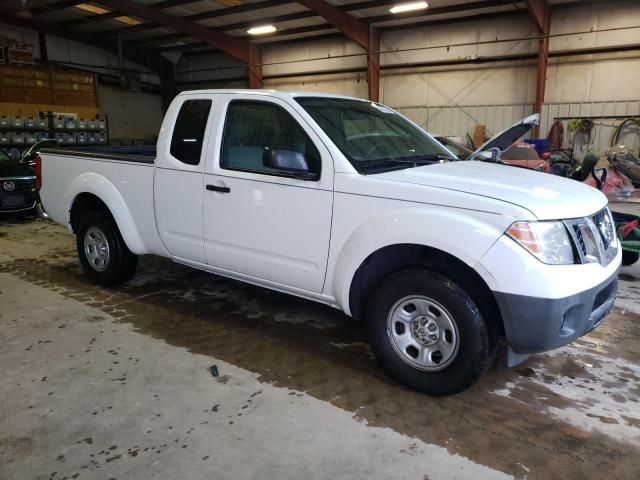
2,222,640,479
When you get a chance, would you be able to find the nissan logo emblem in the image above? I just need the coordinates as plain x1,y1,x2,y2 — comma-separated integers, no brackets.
3,181,15,192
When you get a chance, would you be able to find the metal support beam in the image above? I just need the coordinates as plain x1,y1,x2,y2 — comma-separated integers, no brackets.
0,11,148,67
294,0,379,100
59,0,200,28
249,44,263,89
142,0,519,56
525,0,549,33
93,0,262,88
127,0,290,33
526,0,550,137
31,0,82,16
38,32,48,62
367,28,380,102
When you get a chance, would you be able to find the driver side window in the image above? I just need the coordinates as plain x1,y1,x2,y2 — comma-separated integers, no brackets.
220,100,321,177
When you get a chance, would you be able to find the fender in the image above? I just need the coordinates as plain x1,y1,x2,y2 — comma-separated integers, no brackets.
64,172,148,255
330,206,508,315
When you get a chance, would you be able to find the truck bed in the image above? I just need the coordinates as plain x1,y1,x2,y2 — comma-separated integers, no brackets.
38,147,164,256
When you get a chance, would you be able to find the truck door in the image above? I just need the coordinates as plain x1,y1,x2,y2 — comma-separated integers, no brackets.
202,95,334,293
154,96,212,263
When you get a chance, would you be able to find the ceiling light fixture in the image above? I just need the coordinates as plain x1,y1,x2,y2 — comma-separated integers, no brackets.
247,25,277,35
389,1,429,14
15,0,33,19
76,3,111,15
114,16,142,26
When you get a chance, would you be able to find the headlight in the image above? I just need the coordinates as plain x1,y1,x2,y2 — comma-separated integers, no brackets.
507,221,575,265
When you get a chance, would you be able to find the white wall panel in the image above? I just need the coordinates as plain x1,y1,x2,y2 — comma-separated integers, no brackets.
381,16,537,67
264,72,368,98
381,62,537,107
178,52,246,83
395,99,640,157
262,38,366,77
97,84,164,141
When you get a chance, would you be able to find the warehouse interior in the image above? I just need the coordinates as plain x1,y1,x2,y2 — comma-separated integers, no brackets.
1,0,639,479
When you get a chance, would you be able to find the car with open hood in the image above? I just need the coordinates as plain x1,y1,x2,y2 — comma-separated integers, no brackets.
435,117,550,172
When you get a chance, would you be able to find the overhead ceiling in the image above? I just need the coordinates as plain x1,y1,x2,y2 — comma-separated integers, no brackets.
1,0,584,57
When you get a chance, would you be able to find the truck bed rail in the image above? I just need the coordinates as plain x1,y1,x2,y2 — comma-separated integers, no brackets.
39,147,155,164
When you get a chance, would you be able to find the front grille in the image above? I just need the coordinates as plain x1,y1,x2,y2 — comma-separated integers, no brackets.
0,177,36,193
571,223,587,258
564,208,617,266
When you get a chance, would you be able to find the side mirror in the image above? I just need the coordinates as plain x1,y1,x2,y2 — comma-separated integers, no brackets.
542,152,551,160
263,147,317,180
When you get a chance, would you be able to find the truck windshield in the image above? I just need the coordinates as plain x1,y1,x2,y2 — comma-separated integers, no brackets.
295,97,453,174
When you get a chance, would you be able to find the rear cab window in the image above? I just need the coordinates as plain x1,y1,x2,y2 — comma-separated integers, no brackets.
170,99,212,166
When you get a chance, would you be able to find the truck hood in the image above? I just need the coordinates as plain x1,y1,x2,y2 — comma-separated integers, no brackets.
374,160,608,220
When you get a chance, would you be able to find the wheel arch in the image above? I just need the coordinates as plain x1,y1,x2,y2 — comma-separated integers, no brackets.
66,173,147,254
347,243,505,340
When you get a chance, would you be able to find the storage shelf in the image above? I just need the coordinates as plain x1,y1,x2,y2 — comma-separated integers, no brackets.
0,127,49,131
0,111,109,151
52,128,107,132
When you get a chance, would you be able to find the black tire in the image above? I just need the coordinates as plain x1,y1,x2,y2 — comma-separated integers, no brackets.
622,250,639,267
365,269,492,396
76,210,137,286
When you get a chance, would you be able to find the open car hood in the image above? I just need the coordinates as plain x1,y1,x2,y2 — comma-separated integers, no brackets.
468,113,539,160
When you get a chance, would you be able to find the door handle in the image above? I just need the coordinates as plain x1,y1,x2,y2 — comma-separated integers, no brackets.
206,184,231,193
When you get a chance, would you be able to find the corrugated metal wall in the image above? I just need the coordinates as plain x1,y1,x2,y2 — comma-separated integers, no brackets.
395,101,640,157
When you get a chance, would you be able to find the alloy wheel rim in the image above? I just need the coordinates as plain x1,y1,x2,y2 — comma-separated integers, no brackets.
386,295,459,371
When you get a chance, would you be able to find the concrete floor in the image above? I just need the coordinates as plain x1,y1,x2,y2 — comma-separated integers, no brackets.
1,214,639,480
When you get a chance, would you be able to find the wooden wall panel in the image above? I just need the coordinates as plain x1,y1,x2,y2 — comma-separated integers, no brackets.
0,65,97,109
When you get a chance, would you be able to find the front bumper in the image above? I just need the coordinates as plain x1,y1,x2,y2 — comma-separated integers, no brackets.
0,175,38,212
494,267,619,357
0,192,38,212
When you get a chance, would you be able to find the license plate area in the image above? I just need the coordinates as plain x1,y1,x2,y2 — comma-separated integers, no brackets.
0,195,27,207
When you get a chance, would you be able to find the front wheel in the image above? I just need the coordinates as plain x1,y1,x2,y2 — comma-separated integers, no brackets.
76,210,137,286
366,269,493,395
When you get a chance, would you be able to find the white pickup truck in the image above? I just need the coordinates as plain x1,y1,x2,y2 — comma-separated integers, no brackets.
37,90,621,395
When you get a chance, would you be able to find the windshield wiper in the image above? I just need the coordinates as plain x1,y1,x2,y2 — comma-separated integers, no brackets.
362,154,452,174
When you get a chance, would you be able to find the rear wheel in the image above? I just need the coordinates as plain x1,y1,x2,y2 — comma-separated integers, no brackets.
366,269,492,395
76,210,137,286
